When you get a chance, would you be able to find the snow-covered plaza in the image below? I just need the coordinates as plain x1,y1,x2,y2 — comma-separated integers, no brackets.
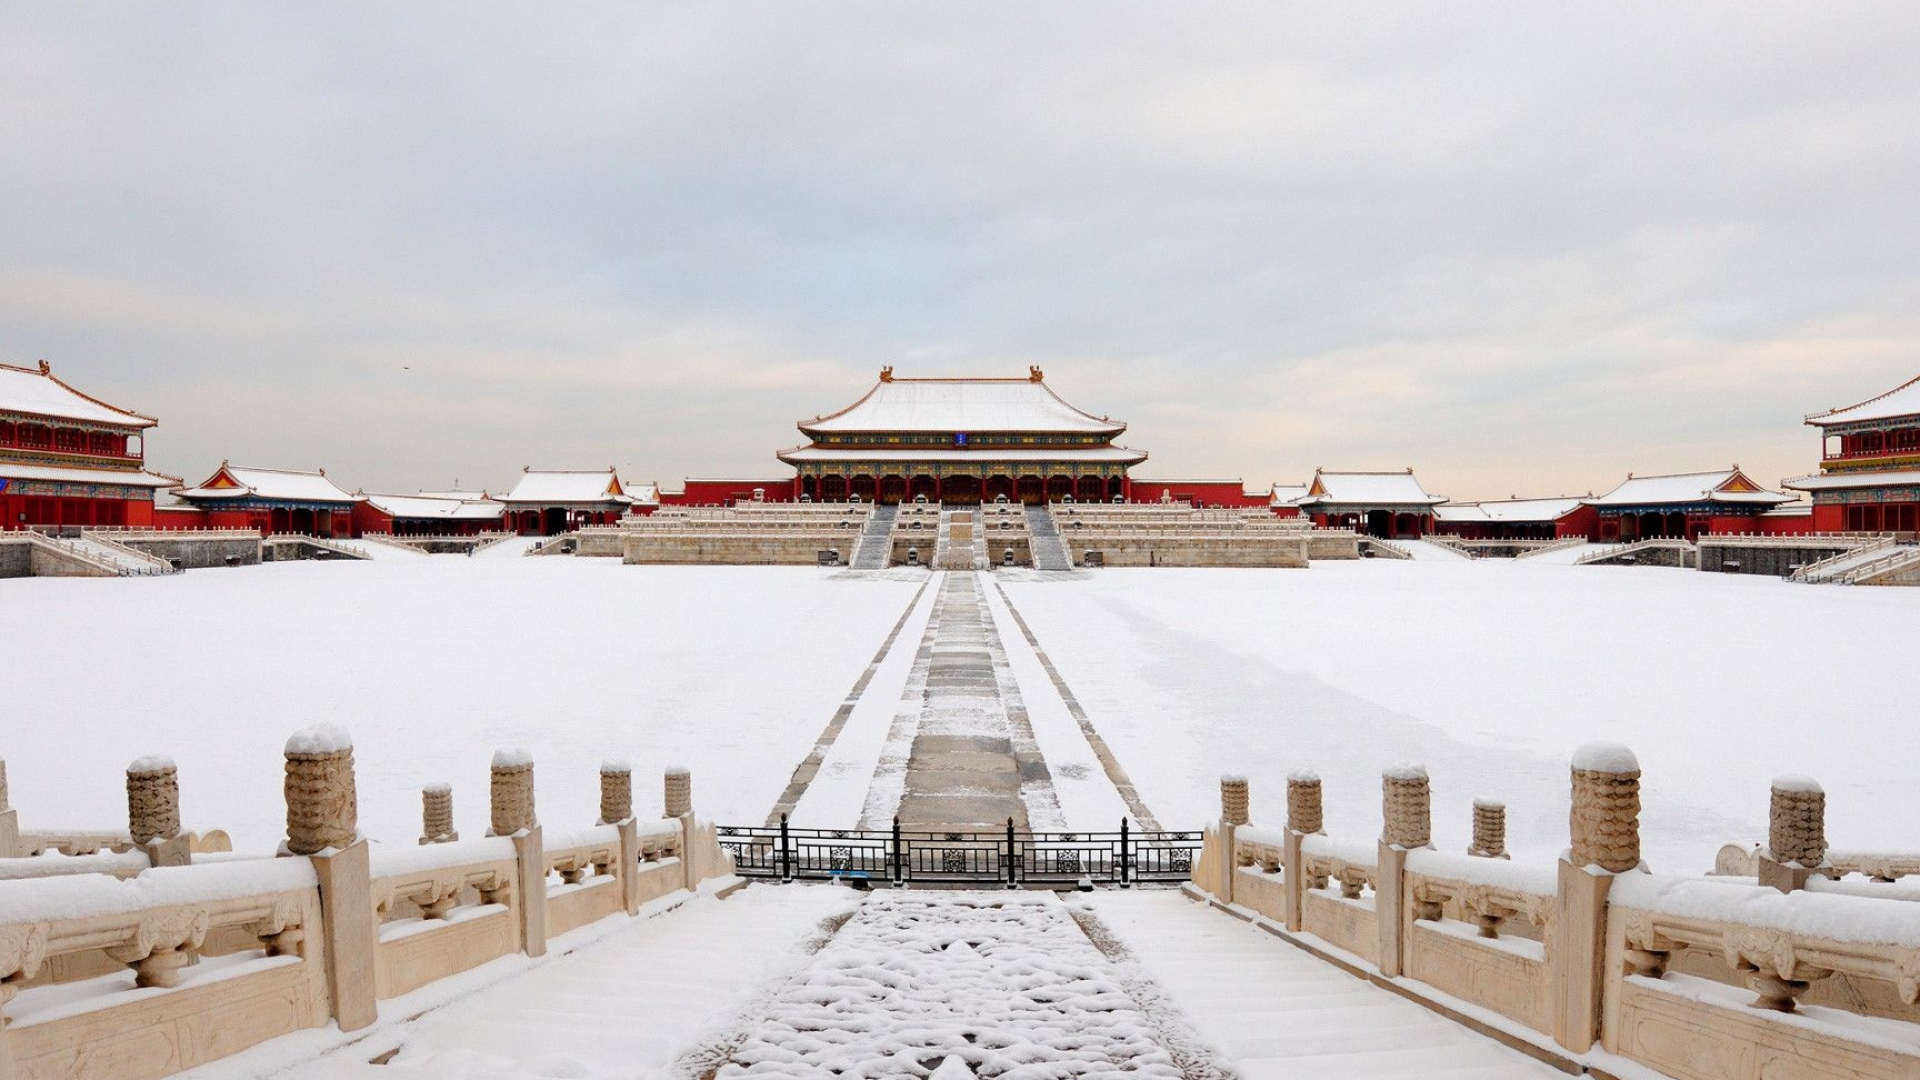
5,556,1914,871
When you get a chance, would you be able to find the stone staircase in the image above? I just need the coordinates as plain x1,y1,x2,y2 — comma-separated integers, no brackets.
849,504,897,569
1800,541,1920,585
69,532,176,574
1024,504,1073,570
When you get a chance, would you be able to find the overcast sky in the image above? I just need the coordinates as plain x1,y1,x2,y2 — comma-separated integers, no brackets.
4,4,1917,498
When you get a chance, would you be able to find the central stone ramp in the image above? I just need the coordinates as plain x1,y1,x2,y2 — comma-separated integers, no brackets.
718,892,1185,1078
862,571,1062,832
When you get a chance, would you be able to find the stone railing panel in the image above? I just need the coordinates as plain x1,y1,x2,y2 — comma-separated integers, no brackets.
1,861,325,1080
367,837,522,1000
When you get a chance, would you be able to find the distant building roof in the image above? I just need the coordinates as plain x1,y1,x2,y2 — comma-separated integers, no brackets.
781,445,1147,465
361,492,504,521
0,360,156,428
1269,484,1310,505
175,464,360,505
1298,469,1445,507
1784,469,1920,492
1585,468,1792,509
798,367,1125,436
1434,496,1586,524
497,467,630,506
0,462,179,488
1806,374,1920,427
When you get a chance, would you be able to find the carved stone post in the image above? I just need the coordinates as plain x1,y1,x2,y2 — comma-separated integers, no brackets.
664,765,692,820
600,760,634,825
1287,771,1323,835
490,749,546,958
127,757,190,867
420,783,456,845
1212,774,1248,904
1284,771,1320,932
1469,799,1509,860
596,760,641,914
283,724,374,1033
1377,764,1430,978
0,758,18,859
1759,776,1825,893
489,750,536,836
1553,742,1641,1054
1220,775,1249,827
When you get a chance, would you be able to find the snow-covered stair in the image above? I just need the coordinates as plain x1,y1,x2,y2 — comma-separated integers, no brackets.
1024,504,1072,570
849,504,896,569
278,886,857,1080
68,533,174,574
1079,891,1565,1079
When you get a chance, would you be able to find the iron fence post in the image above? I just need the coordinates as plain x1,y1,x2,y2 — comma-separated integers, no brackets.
892,817,904,887
1120,818,1132,888
780,813,793,882
1006,818,1018,889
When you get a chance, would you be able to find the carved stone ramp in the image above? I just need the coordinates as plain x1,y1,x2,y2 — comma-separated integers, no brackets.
1080,891,1566,1079
707,892,1209,1078
276,885,858,1080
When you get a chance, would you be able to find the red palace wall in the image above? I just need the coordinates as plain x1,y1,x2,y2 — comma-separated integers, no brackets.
153,505,210,530
0,492,155,530
670,479,798,506
1127,479,1268,509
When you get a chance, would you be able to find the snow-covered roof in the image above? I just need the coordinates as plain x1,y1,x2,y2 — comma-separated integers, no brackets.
0,361,156,428
361,493,504,521
175,464,361,505
417,489,490,500
1585,468,1791,508
626,483,660,506
0,462,180,488
1806,374,1920,427
1269,484,1310,505
778,445,1147,464
1784,469,1920,492
1298,470,1444,507
497,468,630,506
1434,497,1586,524
799,368,1125,436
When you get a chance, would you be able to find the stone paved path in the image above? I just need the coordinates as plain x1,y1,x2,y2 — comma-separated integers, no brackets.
860,572,1064,832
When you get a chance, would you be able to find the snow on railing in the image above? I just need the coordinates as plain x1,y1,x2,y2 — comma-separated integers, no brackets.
1512,535,1590,559
1201,756,1920,1075
0,744,734,1080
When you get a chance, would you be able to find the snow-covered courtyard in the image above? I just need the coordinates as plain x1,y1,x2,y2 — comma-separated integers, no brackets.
4,556,1915,870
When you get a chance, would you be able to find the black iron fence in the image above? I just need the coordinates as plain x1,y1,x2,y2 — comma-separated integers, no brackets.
716,817,1200,888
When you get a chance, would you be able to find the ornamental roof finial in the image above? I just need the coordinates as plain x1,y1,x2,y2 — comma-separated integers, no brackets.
879,366,894,383
37,359,50,374
1029,365,1044,382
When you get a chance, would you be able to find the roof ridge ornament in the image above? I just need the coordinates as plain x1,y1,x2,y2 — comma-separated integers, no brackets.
38,359,50,374
1029,366,1044,382
880,366,894,383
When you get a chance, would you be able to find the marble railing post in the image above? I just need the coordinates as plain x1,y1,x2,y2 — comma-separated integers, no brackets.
420,783,456,845
1469,799,1509,860
284,724,375,1032
1759,776,1825,894
0,759,19,859
1217,775,1247,903
490,749,546,958
1377,764,1431,978
601,760,642,915
1284,771,1321,932
1552,742,1641,1054
126,757,191,867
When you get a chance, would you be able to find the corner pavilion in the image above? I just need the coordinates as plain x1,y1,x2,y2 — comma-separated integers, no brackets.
777,368,1148,505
